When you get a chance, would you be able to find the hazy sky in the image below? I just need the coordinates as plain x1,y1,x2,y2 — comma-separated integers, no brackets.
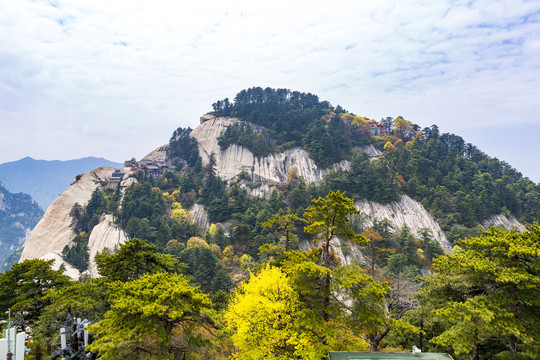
1,0,539,181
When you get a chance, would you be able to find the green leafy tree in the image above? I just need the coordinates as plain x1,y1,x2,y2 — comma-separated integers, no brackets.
261,213,301,252
62,231,90,272
393,116,416,142
177,237,233,293
169,127,201,168
418,225,540,359
87,272,216,359
362,229,394,276
303,191,367,321
277,250,371,354
95,238,181,282
287,180,311,216
32,278,110,357
0,259,69,332
333,264,417,351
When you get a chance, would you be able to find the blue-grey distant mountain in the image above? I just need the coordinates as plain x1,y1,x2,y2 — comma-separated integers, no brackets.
0,157,122,210
0,181,43,271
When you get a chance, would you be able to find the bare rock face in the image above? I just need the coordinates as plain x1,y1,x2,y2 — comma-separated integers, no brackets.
200,114,215,124
190,117,350,185
190,204,210,232
481,214,527,231
356,144,382,158
356,195,452,252
20,167,116,262
39,252,81,280
141,144,170,163
88,214,129,277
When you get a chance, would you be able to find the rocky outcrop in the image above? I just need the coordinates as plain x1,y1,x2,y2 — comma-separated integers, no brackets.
356,195,452,252
190,117,350,185
200,114,215,124
39,252,81,280
330,238,366,266
87,214,129,277
481,214,526,231
357,144,382,158
190,204,210,232
20,167,116,262
302,195,451,268
141,144,170,164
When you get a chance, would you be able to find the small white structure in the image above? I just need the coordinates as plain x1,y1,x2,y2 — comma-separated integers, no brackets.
0,311,26,360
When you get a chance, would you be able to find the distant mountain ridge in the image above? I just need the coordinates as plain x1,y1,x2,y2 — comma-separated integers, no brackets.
0,156,122,210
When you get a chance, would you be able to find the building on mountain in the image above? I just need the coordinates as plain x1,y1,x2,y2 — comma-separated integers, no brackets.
128,161,170,178
109,172,125,182
124,158,137,168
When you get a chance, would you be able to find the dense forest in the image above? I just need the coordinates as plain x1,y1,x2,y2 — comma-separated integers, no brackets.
213,87,540,228
1,87,539,359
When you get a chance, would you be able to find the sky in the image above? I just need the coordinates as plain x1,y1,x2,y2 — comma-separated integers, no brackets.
1,0,539,182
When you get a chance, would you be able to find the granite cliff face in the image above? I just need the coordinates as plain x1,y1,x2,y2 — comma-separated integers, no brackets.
20,167,116,263
481,214,527,231
356,195,452,252
87,214,129,277
191,117,457,252
19,167,128,279
190,117,350,186
17,145,172,278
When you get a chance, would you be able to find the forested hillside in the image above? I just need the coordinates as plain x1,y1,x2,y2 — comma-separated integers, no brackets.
2,87,539,359
212,87,540,230
0,182,43,271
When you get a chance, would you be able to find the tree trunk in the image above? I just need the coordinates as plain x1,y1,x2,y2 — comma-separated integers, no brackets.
471,342,479,360
370,327,390,352
323,272,331,322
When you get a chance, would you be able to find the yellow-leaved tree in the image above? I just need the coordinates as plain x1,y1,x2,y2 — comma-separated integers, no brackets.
225,265,321,359
171,201,190,223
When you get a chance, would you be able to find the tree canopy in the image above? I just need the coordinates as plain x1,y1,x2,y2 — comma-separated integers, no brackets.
0,259,69,332
95,238,182,282
87,272,216,359
225,265,321,359
418,225,540,358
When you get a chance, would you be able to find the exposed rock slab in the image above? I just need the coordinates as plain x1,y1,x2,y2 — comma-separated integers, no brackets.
39,252,81,280
141,144,170,163
88,214,129,277
481,214,526,231
357,144,382,158
356,195,452,252
20,167,116,262
190,117,350,185
190,204,210,232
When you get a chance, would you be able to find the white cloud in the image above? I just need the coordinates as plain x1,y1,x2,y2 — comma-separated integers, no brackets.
0,0,539,180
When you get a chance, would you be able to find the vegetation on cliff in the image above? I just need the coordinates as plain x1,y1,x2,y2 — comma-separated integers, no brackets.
213,87,540,231
5,88,540,359
6,194,538,359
